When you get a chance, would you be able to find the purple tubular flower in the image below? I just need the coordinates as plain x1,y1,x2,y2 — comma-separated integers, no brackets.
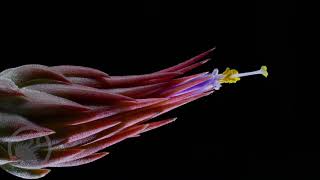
0,48,268,179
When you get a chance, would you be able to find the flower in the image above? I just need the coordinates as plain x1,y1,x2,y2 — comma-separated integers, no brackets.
0,48,267,179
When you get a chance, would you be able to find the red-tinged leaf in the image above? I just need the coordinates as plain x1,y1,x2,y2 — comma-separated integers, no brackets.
72,98,166,125
0,65,70,87
67,77,107,88
154,89,207,106
2,89,91,116
38,98,167,127
68,125,148,160
64,95,193,145
0,112,55,142
61,108,158,145
102,82,172,98
156,75,211,97
82,99,166,123
50,65,109,78
51,135,98,150
35,107,117,128
136,72,210,95
121,91,212,127
100,74,209,99
141,117,177,133
50,120,120,144
114,90,195,115
11,148,84,169
101,72,182,88
58,105,161,148
155,48,215,73
25,84,135,105
147,91,214,120
47,98,168,149
169,72,210,84
0,164,51,179
176,58,211,74
49,152,109,167
0,78,24,97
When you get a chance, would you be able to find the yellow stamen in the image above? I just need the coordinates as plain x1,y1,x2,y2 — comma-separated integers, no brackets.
219,65,268,84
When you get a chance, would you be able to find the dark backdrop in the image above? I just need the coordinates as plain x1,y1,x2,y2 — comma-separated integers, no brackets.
1,1,298,179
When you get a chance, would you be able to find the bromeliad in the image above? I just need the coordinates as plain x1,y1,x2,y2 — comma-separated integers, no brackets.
0,48,267,179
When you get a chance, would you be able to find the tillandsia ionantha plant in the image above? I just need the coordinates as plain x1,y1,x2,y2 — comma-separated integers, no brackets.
0,48,268,179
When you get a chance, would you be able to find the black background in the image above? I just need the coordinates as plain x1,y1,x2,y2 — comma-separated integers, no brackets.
1,1,298,179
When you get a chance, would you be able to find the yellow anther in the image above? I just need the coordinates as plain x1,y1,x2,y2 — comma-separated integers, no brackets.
219,67,240,84
260,66,268,78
